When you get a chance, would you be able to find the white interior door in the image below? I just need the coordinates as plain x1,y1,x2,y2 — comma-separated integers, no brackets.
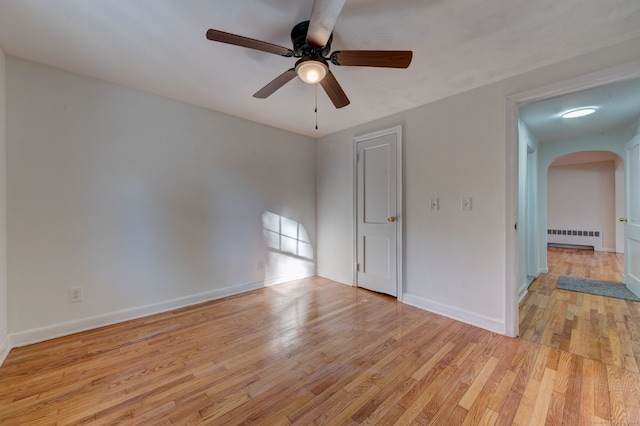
355,128,401,297
624,140,640,294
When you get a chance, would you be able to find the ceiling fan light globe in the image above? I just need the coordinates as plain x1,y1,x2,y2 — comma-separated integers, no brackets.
307,70,321,83
296,60,328,84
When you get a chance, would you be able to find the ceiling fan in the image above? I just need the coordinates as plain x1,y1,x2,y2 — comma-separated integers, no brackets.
206,0,413,109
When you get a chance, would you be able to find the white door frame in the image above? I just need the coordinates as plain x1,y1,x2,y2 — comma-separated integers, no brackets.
624,140,640,294
505,60,640,337
353,125,403,300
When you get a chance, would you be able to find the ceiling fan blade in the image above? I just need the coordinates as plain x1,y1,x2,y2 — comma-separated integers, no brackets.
253,68,297,99
319,70,350,108
330,50,413,68
207,29,294,57
307,0,346,47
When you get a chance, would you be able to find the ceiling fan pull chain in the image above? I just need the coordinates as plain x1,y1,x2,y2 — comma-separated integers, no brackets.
315,83,319,130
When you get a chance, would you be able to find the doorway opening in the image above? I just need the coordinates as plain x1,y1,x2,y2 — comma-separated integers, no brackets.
505,61,640,337
511,71,640,376
545,151,625,282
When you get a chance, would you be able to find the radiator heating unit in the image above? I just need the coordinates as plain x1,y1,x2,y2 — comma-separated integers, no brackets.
547,229,602,251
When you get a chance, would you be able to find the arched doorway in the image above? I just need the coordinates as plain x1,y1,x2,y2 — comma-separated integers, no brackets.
545,150,625,281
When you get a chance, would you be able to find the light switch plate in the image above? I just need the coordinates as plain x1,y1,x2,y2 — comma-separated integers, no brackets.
461,197,472,211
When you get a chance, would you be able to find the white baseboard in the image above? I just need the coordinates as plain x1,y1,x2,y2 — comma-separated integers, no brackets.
402,293,506,335
9,279,282,348
518,285,529,303
316,269,353,286
264,271,316,287
602,247,617,253
0,334,11,366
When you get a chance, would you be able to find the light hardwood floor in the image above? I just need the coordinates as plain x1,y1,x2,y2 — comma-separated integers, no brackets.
545,246,624,282
1,250,639,425
519,247,640,424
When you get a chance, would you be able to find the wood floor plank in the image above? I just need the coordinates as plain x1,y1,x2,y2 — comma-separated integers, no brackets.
593,359,612,421
530,367,556,423
487,369,517,413
458,356,500,409
545,390,566,425
512,376,541,425
578,358,597,425
494,389,523,426
403,365,459,422
607,364,629,426
462,388,494,426
621,368,640,424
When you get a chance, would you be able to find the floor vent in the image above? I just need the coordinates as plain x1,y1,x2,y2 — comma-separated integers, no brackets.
547,229,602,251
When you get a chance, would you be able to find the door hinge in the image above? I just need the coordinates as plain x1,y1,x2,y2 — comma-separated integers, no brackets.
356,152,360,162
357,263,360,272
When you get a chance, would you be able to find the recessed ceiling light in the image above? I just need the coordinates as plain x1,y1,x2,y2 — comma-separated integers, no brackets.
561,107,597,119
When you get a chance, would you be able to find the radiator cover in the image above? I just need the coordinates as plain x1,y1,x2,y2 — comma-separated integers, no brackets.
547,229,602,251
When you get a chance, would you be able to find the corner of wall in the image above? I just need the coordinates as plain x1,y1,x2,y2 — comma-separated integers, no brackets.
518,285,529,303
0,47,8,366
0,335,9,366
8,279,267,348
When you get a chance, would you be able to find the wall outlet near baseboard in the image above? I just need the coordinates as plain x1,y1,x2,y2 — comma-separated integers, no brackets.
68,287,83,303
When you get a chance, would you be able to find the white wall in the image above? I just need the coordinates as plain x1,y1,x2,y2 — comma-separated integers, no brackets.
6,58,316,345
316,132,354,285
0,47,8,363
547,161,616,250
316,37,640,335
517,120,539,300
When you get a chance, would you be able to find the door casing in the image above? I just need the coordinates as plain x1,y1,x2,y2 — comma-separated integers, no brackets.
624,140,640,294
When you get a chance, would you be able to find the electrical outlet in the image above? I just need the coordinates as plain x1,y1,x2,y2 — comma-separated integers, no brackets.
68,287,83,303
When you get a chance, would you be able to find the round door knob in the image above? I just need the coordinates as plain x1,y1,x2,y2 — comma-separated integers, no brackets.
619,217,628,223
388,216,396,222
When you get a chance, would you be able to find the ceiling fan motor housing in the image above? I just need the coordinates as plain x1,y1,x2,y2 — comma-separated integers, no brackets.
291,21,332,57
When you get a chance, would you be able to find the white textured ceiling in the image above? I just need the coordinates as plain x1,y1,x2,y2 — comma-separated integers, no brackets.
1,0,640,137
